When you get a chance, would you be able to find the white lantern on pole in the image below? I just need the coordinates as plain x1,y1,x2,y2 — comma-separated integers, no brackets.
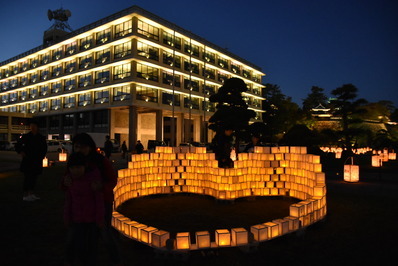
343,157,359,182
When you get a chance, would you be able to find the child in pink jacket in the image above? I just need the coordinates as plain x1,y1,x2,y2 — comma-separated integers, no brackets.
64,152,104,266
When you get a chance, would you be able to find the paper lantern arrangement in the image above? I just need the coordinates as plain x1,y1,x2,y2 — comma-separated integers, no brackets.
113,146,327,251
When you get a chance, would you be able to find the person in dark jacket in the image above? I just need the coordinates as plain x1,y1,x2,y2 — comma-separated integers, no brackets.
15,119,47,201
104,135,113,158
135,140,144,154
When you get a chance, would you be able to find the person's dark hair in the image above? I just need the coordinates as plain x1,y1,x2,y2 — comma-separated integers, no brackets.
67,152,87,168
72,133,97,152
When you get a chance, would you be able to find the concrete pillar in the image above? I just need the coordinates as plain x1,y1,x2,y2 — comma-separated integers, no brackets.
128,106,138,151
156,110,163,141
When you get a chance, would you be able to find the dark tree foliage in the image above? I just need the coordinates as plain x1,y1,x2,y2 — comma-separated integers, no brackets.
330,84,368,154
209,78,256,158
302,86,328,112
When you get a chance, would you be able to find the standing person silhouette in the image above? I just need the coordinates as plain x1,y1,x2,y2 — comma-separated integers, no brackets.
121,141,127,159
66,133,122,265
104,135,113,159
15,119,47,201
135,140,144,154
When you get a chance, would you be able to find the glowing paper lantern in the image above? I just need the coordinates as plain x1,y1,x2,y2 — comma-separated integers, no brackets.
140,226,158,243
195,231,211,249
335,152,342,159
42,157,48,167
263,222,279,238
215,229,231,247
389,152,396,160
372,155,382,167
344,164,359,182
251,224,268,241
176,232,190,250
151,230,170,248
59,152,67,162
231,228,248,246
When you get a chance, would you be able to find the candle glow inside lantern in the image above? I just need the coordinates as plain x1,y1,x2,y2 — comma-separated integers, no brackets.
151,230,170,248
231,228,248,246
176,232,190,250
42,157,48,167
215,229,231,246
251,224,268,241
372,155,382,167
389,152,396,160
195,231,211,249
59,152,67,162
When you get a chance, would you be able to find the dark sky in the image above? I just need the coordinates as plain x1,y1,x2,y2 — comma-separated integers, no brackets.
1,0,397,107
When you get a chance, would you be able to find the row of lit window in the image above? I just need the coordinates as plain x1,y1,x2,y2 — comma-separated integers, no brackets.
0,18,262,84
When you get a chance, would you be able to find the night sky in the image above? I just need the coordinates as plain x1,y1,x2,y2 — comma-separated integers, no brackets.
1,0,397,107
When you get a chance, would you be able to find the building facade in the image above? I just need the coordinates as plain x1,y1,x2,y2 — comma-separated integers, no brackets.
0,5,265,149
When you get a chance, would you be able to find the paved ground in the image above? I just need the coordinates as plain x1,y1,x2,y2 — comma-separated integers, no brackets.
0,151,397,265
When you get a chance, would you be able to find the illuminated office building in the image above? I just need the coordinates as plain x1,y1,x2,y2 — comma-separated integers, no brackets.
0,5,265,148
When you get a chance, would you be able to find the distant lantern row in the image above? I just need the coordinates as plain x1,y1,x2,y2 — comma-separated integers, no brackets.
112,146,327,251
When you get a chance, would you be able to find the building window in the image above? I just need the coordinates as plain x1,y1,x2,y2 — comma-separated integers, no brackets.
64,78,76,91
162,72,181,87
253,86,261,95
21,61,29,71
137,41,159,61
94,89,109,104
231,63,240,74
163,52,181,68
183,96,199,110
39,101,48,112
217,57,229,69
64,96,76,109
202,68,215,79
10,78,19,88
12,65,19,75
115,20,132,38
184,60,199,74
51,99,61,110
203,51,215,64
77,112,90,128
80,35,93,50
96,28,111,44
137,20,159,40
64,114,74,129
19,90,27,101
202,101,216,112
1,81,9,91
30,57,39,68
21,76,28,86
218,72,229,83
1,94,8,104
184,41,199,57
78,74,92,88
40,69,49,81
184,79,199,92
96,48,110,64
40,53,50,65
52,64,63,77
93,110,108,128
29,88,38,99
49,115,59,129
79,54,93,69
203,85,216,96
136,63,158,82
253,74,261,83
52,47,63,61
163,31,181,49
9,106,18,113
9,92,17,102
40,85,49,96
113,85,130,101
162,92,180,106
66,60,77,73
20,105,26,113
95,69,110,84
136,85,158,103
243,69,251,79
114,41,132,59
78,92,91,106
52,82,62,93
27,102,38,114
29,73,37,84
113,63,131,80
66,41,77,55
